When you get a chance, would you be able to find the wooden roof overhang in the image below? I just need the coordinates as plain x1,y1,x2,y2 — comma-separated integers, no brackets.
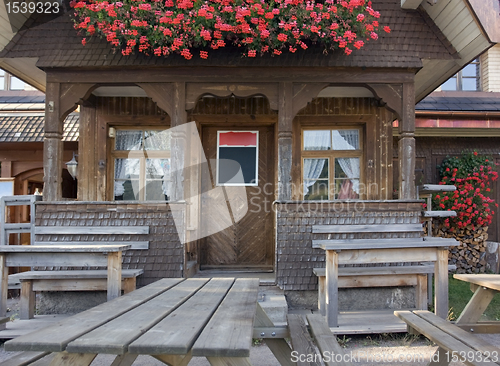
1,0,498,102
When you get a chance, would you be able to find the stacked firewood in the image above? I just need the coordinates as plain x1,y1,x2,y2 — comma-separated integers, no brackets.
433,222,487,274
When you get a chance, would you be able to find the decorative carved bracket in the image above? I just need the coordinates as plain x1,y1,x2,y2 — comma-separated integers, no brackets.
292,83,329,117
185,83,278,110
60,83,97,121
138,83,175,116
365,84,403,119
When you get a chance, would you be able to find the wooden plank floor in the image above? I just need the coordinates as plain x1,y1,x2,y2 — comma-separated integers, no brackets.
0,315,71,339
289,309,409,335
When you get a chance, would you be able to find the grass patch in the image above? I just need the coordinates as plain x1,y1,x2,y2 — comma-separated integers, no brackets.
448,274,500,321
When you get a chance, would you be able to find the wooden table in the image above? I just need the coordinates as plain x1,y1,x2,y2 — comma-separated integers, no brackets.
454,273,500,333
5,277,260,366
314,240,455,327
0,244,130,328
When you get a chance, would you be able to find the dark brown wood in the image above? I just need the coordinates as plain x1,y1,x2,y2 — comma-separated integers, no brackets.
292,83,329,117
138,83,175,116
78,102,97,201
366,84,403,119
47,68,417,84
60,83,97,121
200,125,274,267
278,82,293,201
186,83,278,110
400,82,416,134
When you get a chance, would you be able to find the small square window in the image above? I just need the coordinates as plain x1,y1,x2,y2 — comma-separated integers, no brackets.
217,131,258,186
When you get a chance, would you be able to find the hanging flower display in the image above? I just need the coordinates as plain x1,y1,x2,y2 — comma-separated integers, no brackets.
70,0,391,60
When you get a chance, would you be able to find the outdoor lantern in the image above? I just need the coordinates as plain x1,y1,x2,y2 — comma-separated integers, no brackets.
66,153,78,180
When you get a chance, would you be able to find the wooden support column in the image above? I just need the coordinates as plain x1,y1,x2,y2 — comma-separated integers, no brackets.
78,101,97,201
398,82,416,200
171,82,187,202
278,82,293,201
44,82,64,201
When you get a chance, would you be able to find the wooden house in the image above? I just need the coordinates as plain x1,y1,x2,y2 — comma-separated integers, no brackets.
0,0,499,293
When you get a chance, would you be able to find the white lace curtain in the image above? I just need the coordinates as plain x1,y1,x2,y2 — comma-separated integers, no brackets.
333,130,360,195
303,130,360,198
303,131,329,196
114,130,171,199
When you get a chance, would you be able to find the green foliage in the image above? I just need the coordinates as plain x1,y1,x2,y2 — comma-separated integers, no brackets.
448,275,500,321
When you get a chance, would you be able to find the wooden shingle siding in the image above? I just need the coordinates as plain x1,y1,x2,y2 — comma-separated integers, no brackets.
34,202,185,286
275,201,422,291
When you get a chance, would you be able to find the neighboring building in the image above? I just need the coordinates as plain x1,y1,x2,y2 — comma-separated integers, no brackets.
0,0,499,293
0,71,78,243
395,44,500,243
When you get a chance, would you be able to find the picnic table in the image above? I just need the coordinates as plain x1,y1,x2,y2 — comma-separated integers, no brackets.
453,273,500,333
5,277,260,366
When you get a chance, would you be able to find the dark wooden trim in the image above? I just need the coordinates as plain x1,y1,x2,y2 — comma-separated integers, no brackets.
277,82,293,200
138,83,175,116
296,115,374,124
60,83,97,121
47,68,417,84
400,82,416,134
366,84,402,119
292,83,329,117
186,83,278,110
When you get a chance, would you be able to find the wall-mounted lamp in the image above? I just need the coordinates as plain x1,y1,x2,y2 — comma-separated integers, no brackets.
66,152,78,180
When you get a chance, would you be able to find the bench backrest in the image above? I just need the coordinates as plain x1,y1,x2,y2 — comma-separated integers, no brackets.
34,226,149,250
312,224,423,235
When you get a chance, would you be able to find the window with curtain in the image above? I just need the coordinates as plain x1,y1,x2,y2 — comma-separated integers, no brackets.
112,129,171,201
302,128,362,200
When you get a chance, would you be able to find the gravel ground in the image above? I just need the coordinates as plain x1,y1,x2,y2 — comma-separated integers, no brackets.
0,296,498,366
2,332,498,365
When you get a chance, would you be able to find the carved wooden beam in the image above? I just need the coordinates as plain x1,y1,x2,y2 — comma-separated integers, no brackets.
291,83,329,116
138,83,175,116
60,83,97,122
185,83,278,110
366,84,403,119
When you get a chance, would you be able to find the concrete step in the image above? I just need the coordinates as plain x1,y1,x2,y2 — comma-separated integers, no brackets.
258,286,287,326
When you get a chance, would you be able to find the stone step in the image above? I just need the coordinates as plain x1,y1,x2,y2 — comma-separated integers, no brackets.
258,286,287,326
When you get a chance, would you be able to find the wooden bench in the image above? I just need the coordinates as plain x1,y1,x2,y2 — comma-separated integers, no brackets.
288,314,352,366
313,265,435,315
312,223,458,326
7,225,149,320
10,269,144,319
0,352,52,366
395,310,500,366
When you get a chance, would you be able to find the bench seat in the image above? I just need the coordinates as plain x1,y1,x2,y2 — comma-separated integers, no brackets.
10,269,144,320
395,310,500,366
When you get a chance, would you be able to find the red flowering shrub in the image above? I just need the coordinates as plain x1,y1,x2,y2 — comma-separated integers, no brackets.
434,151,498,231
70,0,390,59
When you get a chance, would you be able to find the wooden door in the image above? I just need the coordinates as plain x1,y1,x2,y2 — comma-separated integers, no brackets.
200,125,274,268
